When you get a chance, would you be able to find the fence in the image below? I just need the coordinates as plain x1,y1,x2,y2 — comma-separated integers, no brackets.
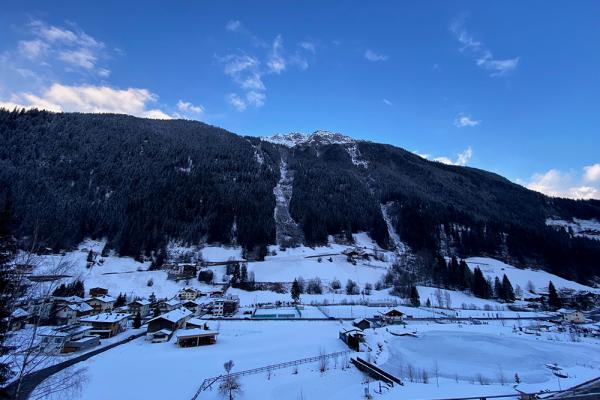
190,350,352,400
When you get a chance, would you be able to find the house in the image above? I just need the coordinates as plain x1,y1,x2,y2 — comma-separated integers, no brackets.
79,312,130,338
211,295,239,317
158,298,181,314
128,299,151,318
89,287,109,297
55,302,93,325
38,324,99,354
186,317,209,330
559,309,586,324
9,308,29,331
176,329,218,347
146,308,193,339
353,318,372,330
381,308,404,324
181,300,204,315
85,295,116,314
167,263,197,280
179,287,199,301
339,326,364,351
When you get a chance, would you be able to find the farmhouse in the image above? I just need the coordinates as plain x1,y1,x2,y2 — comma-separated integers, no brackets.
147,329,173,343
38,324,98,354
79,312,130,338
85,295,116,314
381,308,404,324
211,295,239,317
181,299,203,315
186,317,209,330
146,308,192,338
176,329,218,347
158,298,181,314
128,299,151,318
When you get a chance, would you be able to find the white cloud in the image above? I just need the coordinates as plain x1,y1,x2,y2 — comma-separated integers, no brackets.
418,146,473,166
299,41,316,54
225,20,242,32
364,49,388,62
1,83,171,119
177,100,203,114
450,18,519,77
267,35,286,74
382,98,393,106
18,40,47,59
523,166,600,200
583,163,600,183
227,93,247,111
58,48,97,70
454,114,481,127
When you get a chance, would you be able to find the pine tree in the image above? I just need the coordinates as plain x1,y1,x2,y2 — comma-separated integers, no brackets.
240,264,248,283
291,279,301,304
494,277,503,300
133,312,142,329
502,274,515,302
86,249,94,263
472,267,488,298
410,286,420,307
548,281,562,309
425,298,432,308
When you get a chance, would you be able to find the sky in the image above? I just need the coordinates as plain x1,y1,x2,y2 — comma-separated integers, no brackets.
1,1,599,199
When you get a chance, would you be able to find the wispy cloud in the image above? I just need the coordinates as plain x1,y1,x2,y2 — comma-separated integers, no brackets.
177,100,203,114
522,165,600,200
454,114,481,127
382,98,393,106
416,146,473,166
364,49,388,62
219,21,315,111
450,17,519,77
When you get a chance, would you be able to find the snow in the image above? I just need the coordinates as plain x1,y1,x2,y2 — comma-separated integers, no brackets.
346,143,368,168
148,307,192,324
465,257,597,294
546,218,600,241
262,131,355,147
79,312,130,323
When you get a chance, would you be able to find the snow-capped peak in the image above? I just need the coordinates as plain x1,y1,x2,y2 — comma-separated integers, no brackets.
261,130,355,147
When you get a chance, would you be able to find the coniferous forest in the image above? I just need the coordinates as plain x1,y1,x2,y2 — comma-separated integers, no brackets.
1,109,599,283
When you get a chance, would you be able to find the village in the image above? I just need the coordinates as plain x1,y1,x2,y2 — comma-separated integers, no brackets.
2,235,599,400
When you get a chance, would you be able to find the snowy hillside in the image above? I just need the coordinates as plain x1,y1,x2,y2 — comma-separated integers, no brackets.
546,218,600,241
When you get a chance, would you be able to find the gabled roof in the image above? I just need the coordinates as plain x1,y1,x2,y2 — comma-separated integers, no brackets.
177,328,219,339
54,296,84,303
79,312,130,323
148,307,192,324
129,299,151,306
162,299,181,307
186,317,207,327
85,295,116,304
64,303,93,313
11,307,29,318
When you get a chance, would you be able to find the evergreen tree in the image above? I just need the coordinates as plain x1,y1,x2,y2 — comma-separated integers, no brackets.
425,298,432,308
133,312,142,329
240,264,248,283
502,274,515,302
459,259,472,290
410,286,420,307
291,279,301,304
86,249,94,263
472,267,489,298
548,281,562,309
494,277,503,300
114,293,126,307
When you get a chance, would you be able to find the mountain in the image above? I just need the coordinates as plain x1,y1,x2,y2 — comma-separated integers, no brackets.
1,110,599,283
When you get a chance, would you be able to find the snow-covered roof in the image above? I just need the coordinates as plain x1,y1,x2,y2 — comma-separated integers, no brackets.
54,296,84,303
186,317,207,327
79,312,130,323
149,329,173,336
177,328,219,339
64,302,93,312
163,299,181,307
149,307,192,324
129,299,151,306
86,295,116,304
339,326,364,335
39,324,91,338
353,317,369,324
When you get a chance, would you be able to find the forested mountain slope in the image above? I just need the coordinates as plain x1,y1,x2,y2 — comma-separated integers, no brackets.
1,110,599,283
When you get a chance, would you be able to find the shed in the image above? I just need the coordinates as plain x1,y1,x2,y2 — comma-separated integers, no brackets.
176,329,218,347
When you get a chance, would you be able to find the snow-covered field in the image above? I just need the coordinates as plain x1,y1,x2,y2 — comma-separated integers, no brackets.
546,218,600,241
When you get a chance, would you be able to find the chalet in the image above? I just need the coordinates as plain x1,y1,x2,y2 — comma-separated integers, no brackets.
38,324,99,354
128,299,151,318
79,312,130,338
186,317,209,330
9,308,29,331
559,310,586,324
352,318,372,330
339,326,365,351
146,308,192,339
55,302,93,325
179,287,199,301
182,299,206,315
211,295,239,317
85,295,116,314
89,287,109,297
167,263,197,280
158,298,181,314
176,329,218,347
381,308,404,324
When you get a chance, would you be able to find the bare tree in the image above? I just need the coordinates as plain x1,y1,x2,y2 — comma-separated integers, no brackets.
444,291,452,310
434,288,444,308
433,360,440,387
318,348,329,373
219,360,242,400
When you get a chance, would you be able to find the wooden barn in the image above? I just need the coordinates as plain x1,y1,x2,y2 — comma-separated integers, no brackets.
176,329,218,347
146,308,192,336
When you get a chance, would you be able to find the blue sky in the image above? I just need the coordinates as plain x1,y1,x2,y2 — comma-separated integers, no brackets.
1,1,599,199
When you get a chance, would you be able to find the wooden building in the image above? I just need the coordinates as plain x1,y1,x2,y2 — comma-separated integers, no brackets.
128,299,151,318
79,312,130,338
352,318,372,330
176,329,218,347
89,287,109,297
146,308,192,337
339,327,364,351
85,295,116,314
